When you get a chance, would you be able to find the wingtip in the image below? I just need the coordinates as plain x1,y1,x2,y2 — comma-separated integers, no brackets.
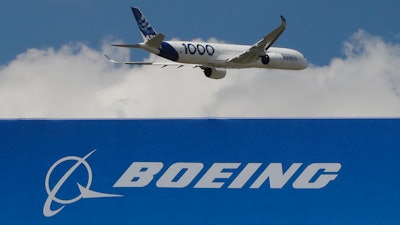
280,15,286,23
104,54,118,64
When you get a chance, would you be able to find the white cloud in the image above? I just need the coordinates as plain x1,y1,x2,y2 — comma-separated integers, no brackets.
1,30,400,118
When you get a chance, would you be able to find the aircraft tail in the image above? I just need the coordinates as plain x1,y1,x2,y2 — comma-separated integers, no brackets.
131,7,158,41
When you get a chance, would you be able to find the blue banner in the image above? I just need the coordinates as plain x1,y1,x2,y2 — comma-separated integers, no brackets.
0,119,399,224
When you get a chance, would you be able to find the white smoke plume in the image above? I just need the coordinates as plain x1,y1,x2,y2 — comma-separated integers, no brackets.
1,30,400,118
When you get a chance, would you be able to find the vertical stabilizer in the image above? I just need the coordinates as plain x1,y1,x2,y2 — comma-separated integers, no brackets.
131,7,158,41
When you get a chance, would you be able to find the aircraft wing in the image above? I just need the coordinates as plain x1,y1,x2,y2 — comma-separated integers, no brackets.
228,16,286,64
104,55,188,68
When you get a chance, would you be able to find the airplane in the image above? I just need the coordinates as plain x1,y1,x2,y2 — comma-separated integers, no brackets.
105,7,308,79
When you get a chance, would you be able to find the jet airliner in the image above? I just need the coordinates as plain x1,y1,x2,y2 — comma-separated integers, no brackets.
106,7,308,79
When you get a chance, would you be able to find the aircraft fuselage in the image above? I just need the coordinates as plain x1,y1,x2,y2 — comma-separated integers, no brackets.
160,41,308,70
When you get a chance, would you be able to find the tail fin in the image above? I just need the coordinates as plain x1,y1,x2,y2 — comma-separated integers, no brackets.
131,7,158,41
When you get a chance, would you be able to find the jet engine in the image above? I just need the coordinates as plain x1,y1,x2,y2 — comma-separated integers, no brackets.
202,67,226,79
260,53,283,67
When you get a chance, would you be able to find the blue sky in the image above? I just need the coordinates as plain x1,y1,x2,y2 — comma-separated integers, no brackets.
1,0,399,66
1,0,400,118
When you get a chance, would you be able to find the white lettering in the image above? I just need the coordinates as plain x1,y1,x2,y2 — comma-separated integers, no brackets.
250,163,302,188
293,163,341,189
195,163,241,188
228,163,262,188
113,162,163,187
113,162,341,189
156,163,203,188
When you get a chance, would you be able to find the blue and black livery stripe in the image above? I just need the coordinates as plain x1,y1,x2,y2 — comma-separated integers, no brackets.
159,42,179,61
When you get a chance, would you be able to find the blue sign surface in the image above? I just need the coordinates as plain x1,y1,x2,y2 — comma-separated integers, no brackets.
0,119,399,224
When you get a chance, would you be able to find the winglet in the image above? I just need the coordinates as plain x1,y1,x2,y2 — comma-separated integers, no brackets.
227,15,287,64
280,15,286,24
104,54,119,64
263,15,287,50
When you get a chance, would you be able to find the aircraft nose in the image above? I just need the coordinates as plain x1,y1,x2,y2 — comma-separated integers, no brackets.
293,50,308,70
296,51,308,69
301,57,308,69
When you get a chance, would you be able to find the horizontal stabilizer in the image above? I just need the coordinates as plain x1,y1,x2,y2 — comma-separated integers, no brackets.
111,44,141,48
111,33,165,51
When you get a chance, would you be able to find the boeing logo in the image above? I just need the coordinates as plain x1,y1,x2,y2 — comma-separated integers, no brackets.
44,150,342,217
43,150,122,217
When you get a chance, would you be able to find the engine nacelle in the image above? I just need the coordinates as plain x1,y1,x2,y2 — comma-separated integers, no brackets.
203,67,226,79
260,53,283,67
